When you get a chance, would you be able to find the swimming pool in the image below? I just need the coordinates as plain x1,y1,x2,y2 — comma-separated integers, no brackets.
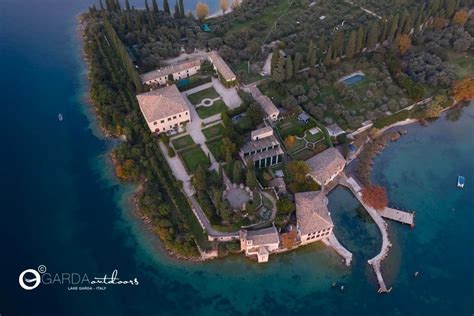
343,74,365,86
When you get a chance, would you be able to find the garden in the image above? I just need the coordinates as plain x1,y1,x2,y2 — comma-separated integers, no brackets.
171,134,195,151
196,99,228,119
187,87,220,105
202,123,225,140
179,146,210,173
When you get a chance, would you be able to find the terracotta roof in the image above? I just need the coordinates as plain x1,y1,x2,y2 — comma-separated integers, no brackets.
136,85,190,123
245,226,279,246
256,95,279,117
140,59,202,83
295,191,333,235
306,147,345,184
208,51,236,81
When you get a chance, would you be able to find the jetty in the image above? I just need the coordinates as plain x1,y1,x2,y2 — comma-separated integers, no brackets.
379,207,415,227
322,232,353,266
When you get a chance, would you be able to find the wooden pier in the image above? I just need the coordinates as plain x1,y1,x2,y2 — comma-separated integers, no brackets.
379,207,415,227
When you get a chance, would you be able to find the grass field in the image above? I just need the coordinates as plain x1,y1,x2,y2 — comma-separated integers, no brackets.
233,61,264,84
277,115,317,139
171,135,195,151
285,137,306,155
447,52,474,79
206,138,224,161
304,130,324,143
180,146,210,173
202,124,225,140
187,87,220,105
196,100,228,119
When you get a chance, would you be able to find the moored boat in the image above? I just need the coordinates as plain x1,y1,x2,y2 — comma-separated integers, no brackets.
457,176,465,188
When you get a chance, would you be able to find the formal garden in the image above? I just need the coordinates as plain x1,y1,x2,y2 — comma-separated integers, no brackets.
187,87,229,119
179,146,210,173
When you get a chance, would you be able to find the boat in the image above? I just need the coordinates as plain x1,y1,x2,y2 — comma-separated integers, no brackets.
58,113,63,122
457,176,465,188
414,271,419,277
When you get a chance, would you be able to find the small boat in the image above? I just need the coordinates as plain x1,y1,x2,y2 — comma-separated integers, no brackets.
340,285,344,291
457,176,465,188
414,271,419,277
332,282,336,288
58,113,63,122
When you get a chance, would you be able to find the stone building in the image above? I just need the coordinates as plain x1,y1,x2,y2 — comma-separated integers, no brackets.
136,85,191,133
240,226,280,263
207,51,237,87
140,59,202,85
240,126,284,168
295,191,334,245
306,147,346,185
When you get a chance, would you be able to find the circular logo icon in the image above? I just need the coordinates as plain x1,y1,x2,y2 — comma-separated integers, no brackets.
19,268,41,290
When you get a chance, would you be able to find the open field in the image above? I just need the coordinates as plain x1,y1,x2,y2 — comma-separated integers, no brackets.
202,124,225,140
180,146,210,173
171,135,195,151
196,100,228,119
187,87,220,105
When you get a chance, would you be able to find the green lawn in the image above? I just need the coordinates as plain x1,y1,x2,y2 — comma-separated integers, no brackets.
277,115,317,139
285,137,306,155
180,146,210,173
206,138,224,161
447,52,474,79
196,100,228,119
202,124,225,140
233,61,264,84
304,130,324,143
187,87,220,105
291,148,318,160
171,135,195,151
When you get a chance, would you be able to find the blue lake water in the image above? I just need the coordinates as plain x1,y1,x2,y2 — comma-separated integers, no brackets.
1,1,473,315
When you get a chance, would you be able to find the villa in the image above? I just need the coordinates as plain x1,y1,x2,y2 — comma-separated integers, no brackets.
207,51,237,86
256,95,280,121
140,59,202,85
240,226,280,263
306,147,346,186
240,126,284,168
136,85,191,133
295,191,334,245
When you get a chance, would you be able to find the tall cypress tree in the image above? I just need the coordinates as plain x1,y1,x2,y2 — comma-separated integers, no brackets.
388,14,399,42
99,0,104,11
273,58,285,83
307,39,314,66
345,30,356,59
445,0,456,17
125,0,131,11
144,0,150,13
324,45,332,65
293,52,302,76
355,27,365,52
286,55,293,81
174,1,180,18
179,0,185,18
163,0,171,15
366,21,380,49
318,35,325,60
270,48,279,76
152,0,159,12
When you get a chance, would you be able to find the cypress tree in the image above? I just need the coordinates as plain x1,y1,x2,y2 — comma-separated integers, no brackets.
366,21,380,49
163,0,171,15
318,35,325,59
345,30,356,59
324,45,332,65
388,14,399,42
232,161,242,184
379,20,388,42
125,0,131,11
145,0,150,12
445,0,456,17
99,0,104,11
245,161,257,188
307,40,315,66
179,0,185,18
174,1,180,18
152,0,159,12
293,52,302,76
332,31,344,57
399,10,409,35
273,58,286,83
270,48,279,76
355,27,365,52
286,55,293,81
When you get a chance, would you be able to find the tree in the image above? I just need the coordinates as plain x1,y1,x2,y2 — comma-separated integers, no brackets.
174,1,180,18
196,2,209,22
452,77,474,102
163,0,170,14
193,166,208,195
324,45,333,65
332,31,344,57
270,48,279,76
345,31,356,59
423,96,445,118
247,103,264,126
307,40,316,67
277,198,294,215
232,0,240,9
388,14,399,41
124,0,131,11
453,10,469,25
445,0,456,17
220,0,229,14
232,161,242,183
151,0,159,12
318,35,326,59
286,160,310,184
286,55,293,81
367,21,380,49
355,27,365,52
220,137,237,161
397,34,411,55
273,58,286,83
294,52,302,76
362,185,388,210
179,0,185,17
245,160,257,188
144,0,150,12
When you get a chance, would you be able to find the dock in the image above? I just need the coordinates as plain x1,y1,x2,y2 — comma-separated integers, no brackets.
322,232,353,266
379,207,415,227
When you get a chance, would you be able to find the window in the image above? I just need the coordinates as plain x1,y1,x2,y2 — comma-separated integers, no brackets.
155,128,159,132
161,120,165,123
168,118,171,121
173,116,177,119
185,112,188,115
153,121,157,125
179,114,181,118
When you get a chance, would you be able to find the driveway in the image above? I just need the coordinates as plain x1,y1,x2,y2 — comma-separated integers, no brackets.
211,77,242,109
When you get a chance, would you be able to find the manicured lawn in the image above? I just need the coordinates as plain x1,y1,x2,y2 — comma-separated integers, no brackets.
171,134,195,151
180,146,210,173
304,130,323,143
206,138,224,161
285,137,306,154
291,148,318,160
196,100,228,119
202,124,225,140
187,87,220,105
277,115,317,139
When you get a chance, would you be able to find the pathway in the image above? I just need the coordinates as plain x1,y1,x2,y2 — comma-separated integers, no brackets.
338,173,393,293
322,232,353,266
379,207,415,227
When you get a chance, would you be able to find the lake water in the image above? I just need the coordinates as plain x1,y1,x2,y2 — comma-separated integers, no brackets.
0,0,473,315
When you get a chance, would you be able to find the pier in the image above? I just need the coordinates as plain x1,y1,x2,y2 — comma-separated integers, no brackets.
322,232,353,266
379,207,415,227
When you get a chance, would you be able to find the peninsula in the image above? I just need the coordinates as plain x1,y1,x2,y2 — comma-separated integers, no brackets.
80,0,474,292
